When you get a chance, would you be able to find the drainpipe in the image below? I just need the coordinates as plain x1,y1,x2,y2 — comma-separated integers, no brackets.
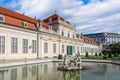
59,32,60,55
37,31,39,59
37,20,40,59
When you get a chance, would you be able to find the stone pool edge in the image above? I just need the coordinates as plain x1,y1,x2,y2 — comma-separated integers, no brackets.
0,58,120,68
53,59,120,65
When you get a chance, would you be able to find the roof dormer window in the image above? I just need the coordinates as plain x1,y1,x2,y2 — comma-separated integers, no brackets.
0,15,5,22
23,21,28,28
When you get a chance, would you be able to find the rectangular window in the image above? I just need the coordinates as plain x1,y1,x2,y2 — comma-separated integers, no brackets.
32,40,37,53
62,45,64,53
44,42,48,53
11,38,18,53
22,39,28,53
0,36,5,54
53,43,56,53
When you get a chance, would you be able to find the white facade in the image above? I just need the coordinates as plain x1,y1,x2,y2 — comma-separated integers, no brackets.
0,23,37,60
0,20,101,60
0,9,102,60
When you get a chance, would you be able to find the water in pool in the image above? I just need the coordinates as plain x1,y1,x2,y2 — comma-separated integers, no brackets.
0,62,120,80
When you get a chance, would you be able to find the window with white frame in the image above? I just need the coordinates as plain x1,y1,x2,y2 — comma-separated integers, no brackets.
23,22,28,28
62,45,64,53
0,36,5,54
0,15,4,22
11,38,18,53
22,39,28,53
32,40,37,53
53,43,56,53
44,42,48,53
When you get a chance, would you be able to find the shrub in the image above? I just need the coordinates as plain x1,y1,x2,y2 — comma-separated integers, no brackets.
99,53,102,56
95,52,98,56
58,54,63,59
108,53,112,58
85,52,89,57
103,56,107,59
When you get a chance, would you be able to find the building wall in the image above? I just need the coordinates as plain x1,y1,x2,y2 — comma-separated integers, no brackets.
0,24,37,60
85,32,120,46
0,23,102,60
0,7,102,60
82,43,101,55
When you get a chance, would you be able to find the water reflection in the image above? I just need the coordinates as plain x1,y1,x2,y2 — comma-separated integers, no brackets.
0,71,4,80
63,71,81,80
0,62,120,80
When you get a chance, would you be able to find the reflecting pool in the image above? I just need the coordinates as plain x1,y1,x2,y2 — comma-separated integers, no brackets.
0,62,120,80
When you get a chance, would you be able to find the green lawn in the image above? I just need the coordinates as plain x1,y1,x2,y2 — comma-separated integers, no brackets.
83,56,120,61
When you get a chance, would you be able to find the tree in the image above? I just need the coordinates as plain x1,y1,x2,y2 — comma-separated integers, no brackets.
111,44,120,57
95,52,98,56
85,52,89,57
99,52,102,56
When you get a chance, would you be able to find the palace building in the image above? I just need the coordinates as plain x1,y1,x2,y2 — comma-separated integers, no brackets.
0,7,101,60
84,32,120,46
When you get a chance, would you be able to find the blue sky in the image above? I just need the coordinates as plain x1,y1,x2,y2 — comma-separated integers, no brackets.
0,0,120,34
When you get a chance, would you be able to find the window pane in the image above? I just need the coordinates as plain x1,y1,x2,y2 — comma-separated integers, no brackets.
62,45,64,53
53,43,56,53
23,39,28,53
11,38,18,53
0,15,4,22
32,40,37,53
0,36,5,54
44,43,48,53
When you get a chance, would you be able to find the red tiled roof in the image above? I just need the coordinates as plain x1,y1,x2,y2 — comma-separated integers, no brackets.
76,34,98,45
0,7,37,24
0,7,37,30
43,14,71,25
43,14,61,22
76,34,80,38
40,20,49,28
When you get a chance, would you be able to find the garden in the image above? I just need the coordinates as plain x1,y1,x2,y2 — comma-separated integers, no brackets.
84,43,120,61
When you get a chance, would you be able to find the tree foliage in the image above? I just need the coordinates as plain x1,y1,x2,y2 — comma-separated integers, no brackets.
111,43,120,56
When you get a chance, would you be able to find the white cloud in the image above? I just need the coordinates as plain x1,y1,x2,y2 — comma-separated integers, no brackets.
2,0,120,34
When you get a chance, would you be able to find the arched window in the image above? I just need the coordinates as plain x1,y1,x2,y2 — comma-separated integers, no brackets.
62,31,64,36
0,15,5,22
